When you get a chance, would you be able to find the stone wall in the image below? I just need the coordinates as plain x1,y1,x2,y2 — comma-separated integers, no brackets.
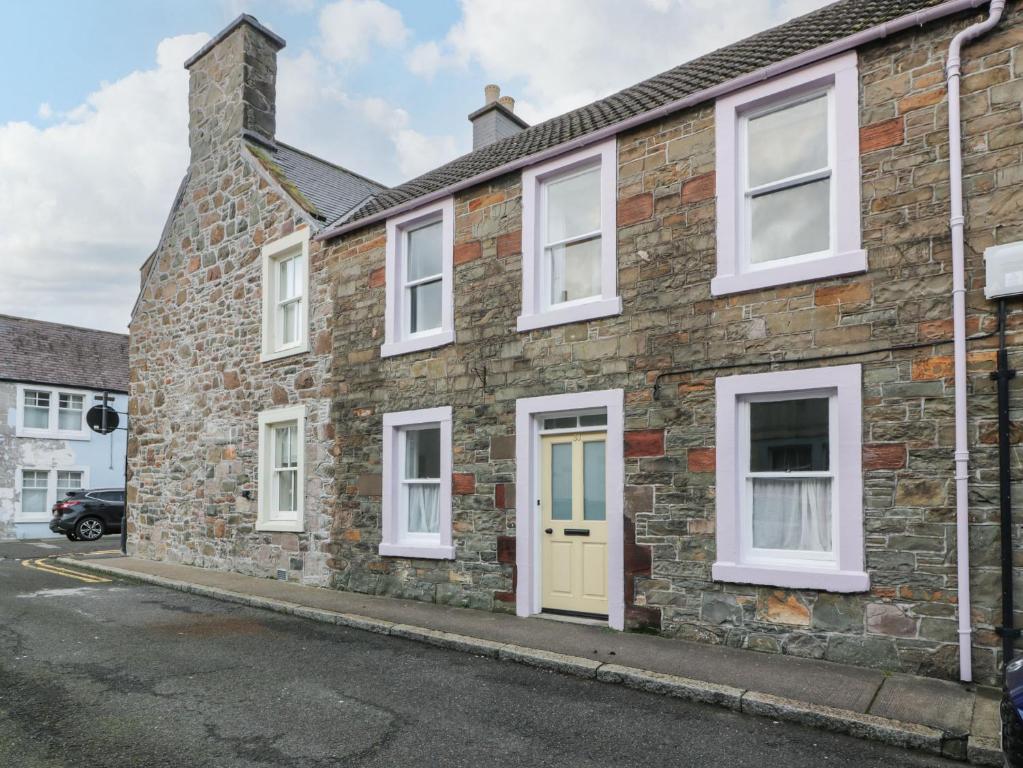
319,4,1023,684
128,22,335,585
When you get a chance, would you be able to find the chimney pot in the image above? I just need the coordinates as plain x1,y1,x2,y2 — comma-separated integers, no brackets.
484,84,501,104
497,95,515,113
469,84,528,150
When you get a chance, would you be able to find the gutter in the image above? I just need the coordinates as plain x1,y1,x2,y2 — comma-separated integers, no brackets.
945,0,1007,684
316,0,989,242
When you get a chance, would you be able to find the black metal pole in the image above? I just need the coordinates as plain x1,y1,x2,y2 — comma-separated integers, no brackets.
994,298,1019,665
119,395,128,556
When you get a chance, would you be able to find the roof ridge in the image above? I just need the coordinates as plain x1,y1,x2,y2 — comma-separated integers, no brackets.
274,139,389,191
0,313,128,338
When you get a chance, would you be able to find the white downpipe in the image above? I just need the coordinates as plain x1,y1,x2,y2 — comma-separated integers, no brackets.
947,0,1005,683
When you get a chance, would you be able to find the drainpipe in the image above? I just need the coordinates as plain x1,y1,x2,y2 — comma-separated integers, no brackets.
946,0,1006,683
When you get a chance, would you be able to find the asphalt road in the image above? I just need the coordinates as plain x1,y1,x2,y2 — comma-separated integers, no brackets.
0,538,962,767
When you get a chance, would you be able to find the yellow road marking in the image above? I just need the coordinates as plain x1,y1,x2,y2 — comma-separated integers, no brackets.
85,549,121,556
21,559,111,584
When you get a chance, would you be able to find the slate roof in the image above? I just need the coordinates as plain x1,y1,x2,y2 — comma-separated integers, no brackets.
267,141,387,224
0,315,129,393
330,0,952,230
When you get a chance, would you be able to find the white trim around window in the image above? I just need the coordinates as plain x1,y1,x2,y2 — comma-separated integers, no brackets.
15,385,92,440
713,364,867,592
256,405,306,533
380,406,455,559
260,228,311,362
712,52,865,296
517,139,621,332
382,198,455,358
16,466,90,522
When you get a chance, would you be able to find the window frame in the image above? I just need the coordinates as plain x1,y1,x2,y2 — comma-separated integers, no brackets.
713,364,868,592
16,466,90,522
15,384,92,440
256,405,306,533
712,52,864,297
382,198,455,358
260,228,311,362
380,406,455,559
518,139,621,332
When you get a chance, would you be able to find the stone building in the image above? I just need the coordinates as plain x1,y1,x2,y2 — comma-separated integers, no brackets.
0,315,128,539
130,1,1023,685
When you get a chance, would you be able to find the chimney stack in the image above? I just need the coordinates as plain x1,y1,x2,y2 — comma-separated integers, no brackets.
468,84,528,150
183,14,285,164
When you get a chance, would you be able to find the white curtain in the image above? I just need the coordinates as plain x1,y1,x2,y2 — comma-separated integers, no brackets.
751,478,831,552
407,484,439,533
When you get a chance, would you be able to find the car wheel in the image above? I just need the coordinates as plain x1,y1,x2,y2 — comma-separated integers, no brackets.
65,531,79,541
75,517,104,542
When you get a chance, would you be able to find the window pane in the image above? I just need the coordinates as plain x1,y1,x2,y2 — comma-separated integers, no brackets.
409,279,442,333
274,424,297,469
24,391,50,429
407,484,440,533
548,237,601,305
751,477,832,552
545,166,600,243
579,413,607,427
22,471,48,515
750,398,829,472
281,300,299,345
747,95,828,188
275,469,297,513
405,427,440,480
57,471,83,491
279,257,300,301
407,221,442,281
551,443,572,521
583,441,606,521
543,416,577,430
750,177,830,264
58,394,83,431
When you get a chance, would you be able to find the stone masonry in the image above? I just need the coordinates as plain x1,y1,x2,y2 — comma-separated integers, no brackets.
129,20,336,585
130,5,1023,685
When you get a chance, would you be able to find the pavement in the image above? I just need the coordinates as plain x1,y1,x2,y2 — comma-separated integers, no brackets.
43,549,1003,765
0,537,976,768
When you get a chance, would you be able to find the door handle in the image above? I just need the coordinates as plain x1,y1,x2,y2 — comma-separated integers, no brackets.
564,528,590,536
544,528,553,534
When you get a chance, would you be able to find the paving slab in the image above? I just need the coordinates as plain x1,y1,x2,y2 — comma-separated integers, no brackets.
869,674,975,734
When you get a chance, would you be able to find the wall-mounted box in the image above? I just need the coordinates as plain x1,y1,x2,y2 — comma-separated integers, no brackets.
985,242,1023,299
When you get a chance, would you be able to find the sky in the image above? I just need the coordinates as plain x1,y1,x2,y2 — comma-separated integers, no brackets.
0,0,832,334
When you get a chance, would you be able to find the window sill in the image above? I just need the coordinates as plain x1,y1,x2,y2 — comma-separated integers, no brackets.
381,329,455,358
517,296,622,332
710,249,867,296
260,342,309,364
712,561,869,593
379,542,456,560
15,428,91,441
256,519,304,533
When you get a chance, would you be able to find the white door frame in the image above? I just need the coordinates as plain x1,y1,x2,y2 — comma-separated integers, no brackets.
514,389,625,630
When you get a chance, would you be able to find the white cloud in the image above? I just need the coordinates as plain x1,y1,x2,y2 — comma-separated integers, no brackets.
412,0,835,124
318,0,408,63
37,102,53,120
0,33,208,333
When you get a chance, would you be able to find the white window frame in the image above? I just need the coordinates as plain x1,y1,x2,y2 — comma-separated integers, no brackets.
15,466,90,522
15,384,92,440
382,198,455,358
380,406,454,559
260,228,311,362
256,405,306,532
713,364,868,592
712,52,865,296
518,139,621,332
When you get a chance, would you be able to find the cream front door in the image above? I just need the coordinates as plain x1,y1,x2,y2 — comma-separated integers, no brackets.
540,432,608,617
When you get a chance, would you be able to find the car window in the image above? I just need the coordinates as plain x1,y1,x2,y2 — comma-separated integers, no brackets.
89,491,123,503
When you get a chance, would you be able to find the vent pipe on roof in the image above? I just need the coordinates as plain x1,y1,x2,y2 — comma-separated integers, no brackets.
468,84,529,150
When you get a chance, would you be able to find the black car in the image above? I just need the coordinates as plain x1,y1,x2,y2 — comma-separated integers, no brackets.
1005,656,1023,765
48,488,124,541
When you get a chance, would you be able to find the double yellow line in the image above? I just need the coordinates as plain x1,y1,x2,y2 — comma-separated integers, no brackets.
21,558,111,584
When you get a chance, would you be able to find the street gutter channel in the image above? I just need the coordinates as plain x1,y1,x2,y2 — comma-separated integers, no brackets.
55,557,1001,766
